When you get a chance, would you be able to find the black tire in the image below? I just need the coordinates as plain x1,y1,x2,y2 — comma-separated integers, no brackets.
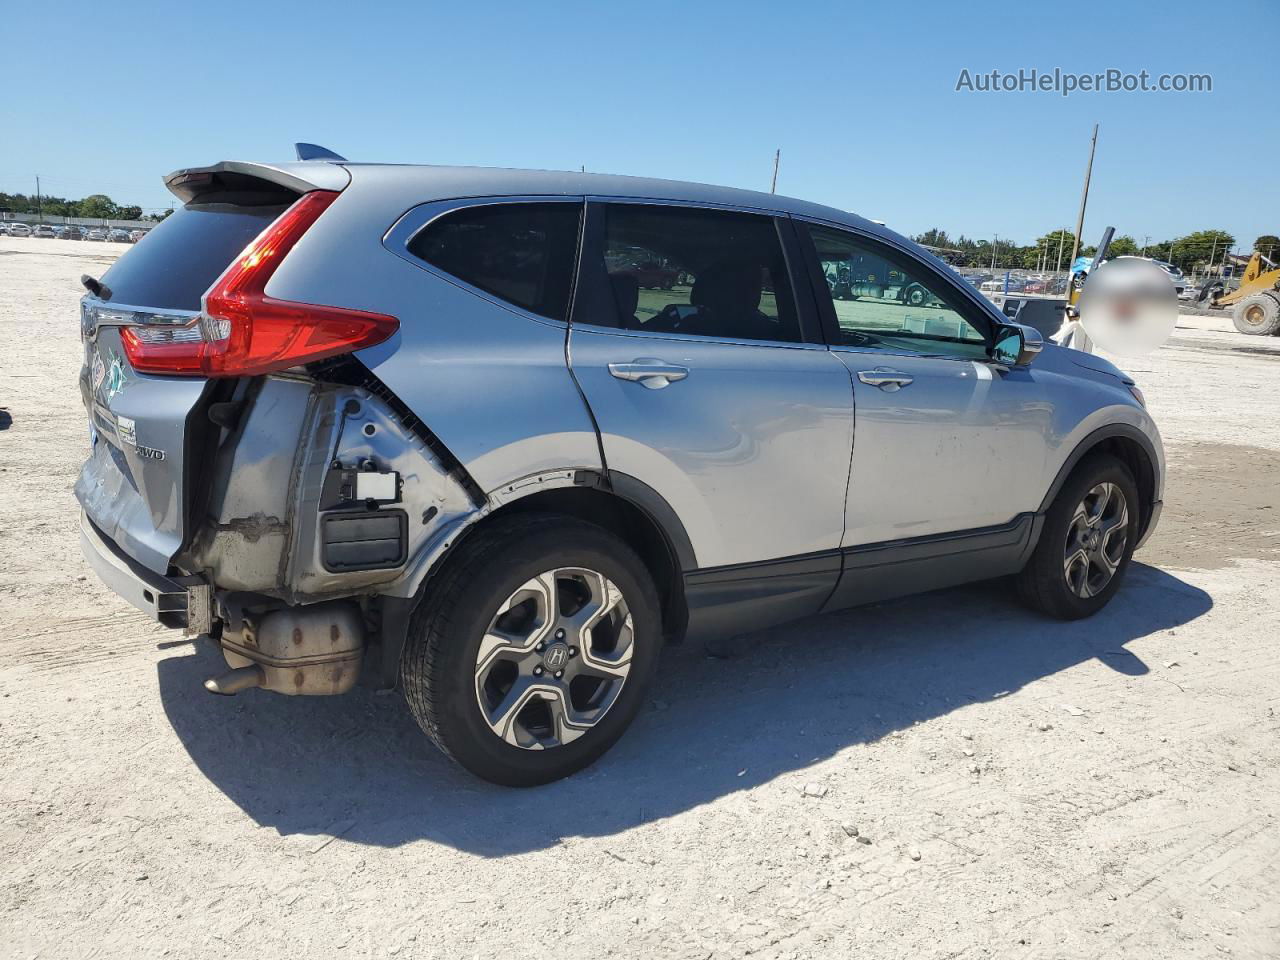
903,283,930,307
1231,292,1280,336
1016,453,1140,620
400,512,662,786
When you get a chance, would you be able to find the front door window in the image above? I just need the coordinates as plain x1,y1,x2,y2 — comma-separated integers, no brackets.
808,225,989,359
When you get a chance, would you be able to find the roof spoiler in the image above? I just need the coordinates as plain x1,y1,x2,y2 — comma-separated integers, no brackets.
163,160,351,205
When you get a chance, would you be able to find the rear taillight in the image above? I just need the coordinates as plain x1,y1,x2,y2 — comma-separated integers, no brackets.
122,190,398,377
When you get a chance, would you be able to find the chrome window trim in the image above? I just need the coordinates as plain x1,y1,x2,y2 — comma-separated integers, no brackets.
572,323,829,352
382,195,587,329
824,343,994,365
573,195,814,349
583,195,789,216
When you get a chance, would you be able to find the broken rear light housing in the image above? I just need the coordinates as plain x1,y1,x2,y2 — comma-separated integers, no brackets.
122,190,398,377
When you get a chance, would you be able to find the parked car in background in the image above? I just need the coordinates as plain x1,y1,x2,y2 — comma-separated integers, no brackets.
129,229,147,243
61,225,85,241
33,224,57,239
107,228,131,243
8,223,32,238
0,223,9,236
86,228,108,241
77,154,1165,786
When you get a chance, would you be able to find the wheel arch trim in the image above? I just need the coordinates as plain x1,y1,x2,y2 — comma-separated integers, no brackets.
1039,423,1162,541
369,468,697,688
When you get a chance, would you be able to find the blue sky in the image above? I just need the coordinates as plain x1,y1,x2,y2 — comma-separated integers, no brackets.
4,0,1276,249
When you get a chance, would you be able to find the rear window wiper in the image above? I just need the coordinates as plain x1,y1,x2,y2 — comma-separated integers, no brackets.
81,274,112,300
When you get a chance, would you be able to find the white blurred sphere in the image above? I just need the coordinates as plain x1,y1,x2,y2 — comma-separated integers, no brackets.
1077,257,1177,356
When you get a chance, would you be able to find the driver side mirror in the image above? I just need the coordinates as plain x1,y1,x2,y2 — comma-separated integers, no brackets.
990,322,1044,367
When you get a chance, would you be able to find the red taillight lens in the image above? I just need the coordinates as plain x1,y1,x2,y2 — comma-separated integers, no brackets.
122,190,398,377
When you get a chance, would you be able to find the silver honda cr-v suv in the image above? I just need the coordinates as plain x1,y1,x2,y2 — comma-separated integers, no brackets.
77,150,1164,785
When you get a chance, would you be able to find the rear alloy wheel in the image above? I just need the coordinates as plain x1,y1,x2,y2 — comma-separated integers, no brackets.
1017,453,1140,620
475,567,634,749
401,514,661,786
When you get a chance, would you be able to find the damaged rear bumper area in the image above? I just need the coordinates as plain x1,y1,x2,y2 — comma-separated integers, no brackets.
79,365,482,697
80,511,212,633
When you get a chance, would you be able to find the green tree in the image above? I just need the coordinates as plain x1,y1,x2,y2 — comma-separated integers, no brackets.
77,194,118,219
1106,235,1139,257
116,205,143,221
1030,230,1076,271
1166,230,1235,272
913,228,953,249
1253,235,1280,260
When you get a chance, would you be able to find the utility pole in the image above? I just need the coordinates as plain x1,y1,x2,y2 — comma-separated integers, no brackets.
770,149,780,194
1056,229,1066,273
35,176,42,223
990,235,997,270
1141,235,1150,257
1067,124,1099,271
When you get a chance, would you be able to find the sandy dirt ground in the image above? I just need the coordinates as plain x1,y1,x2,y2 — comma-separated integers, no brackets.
1,236,1277,960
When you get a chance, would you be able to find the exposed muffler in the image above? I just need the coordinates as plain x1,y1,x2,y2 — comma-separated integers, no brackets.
205,600,364,696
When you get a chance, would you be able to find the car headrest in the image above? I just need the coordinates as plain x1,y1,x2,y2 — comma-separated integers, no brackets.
691,262,763,317
608,272,640,321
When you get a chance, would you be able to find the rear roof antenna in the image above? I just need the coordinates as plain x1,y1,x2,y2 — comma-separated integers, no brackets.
295,142,347,162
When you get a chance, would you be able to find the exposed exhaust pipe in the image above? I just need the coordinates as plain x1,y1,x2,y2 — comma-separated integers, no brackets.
207,601,364,696
204,665,265,696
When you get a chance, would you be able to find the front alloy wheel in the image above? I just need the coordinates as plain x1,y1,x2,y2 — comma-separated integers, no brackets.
475,568,633,750
1016,453,1140,620
1062,482,1129,598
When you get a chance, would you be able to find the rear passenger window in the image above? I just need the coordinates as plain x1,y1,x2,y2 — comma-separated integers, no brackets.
600,204,801,343
407,203,581,321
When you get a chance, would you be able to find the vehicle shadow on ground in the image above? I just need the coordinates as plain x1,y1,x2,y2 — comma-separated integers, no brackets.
157,562,1210,856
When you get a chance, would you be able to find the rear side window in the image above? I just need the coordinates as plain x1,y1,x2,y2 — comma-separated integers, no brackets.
99,202,288,311
407,203,582,322
598,204,801,343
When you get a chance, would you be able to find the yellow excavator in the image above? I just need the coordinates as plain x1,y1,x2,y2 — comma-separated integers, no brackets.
1199,251,1280,335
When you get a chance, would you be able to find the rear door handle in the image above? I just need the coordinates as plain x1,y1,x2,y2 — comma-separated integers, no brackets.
608,359,690,390
857,368,914,391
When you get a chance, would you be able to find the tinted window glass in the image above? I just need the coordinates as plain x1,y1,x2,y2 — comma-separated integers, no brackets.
601,205,800,343
99,202,287,311
809,225,989,359
408,203,581,322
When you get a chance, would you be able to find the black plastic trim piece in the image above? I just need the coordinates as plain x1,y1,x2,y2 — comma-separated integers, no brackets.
683,549,842,641
1040,424,1159,515
601,471,698,571
776,216,826,345
824,514,1037,612
841,513,1033,567
675,516,1041,641
320,509,408,572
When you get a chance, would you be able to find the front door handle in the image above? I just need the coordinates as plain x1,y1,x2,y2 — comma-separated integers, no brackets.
608,359,690,390
857,368,914,391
